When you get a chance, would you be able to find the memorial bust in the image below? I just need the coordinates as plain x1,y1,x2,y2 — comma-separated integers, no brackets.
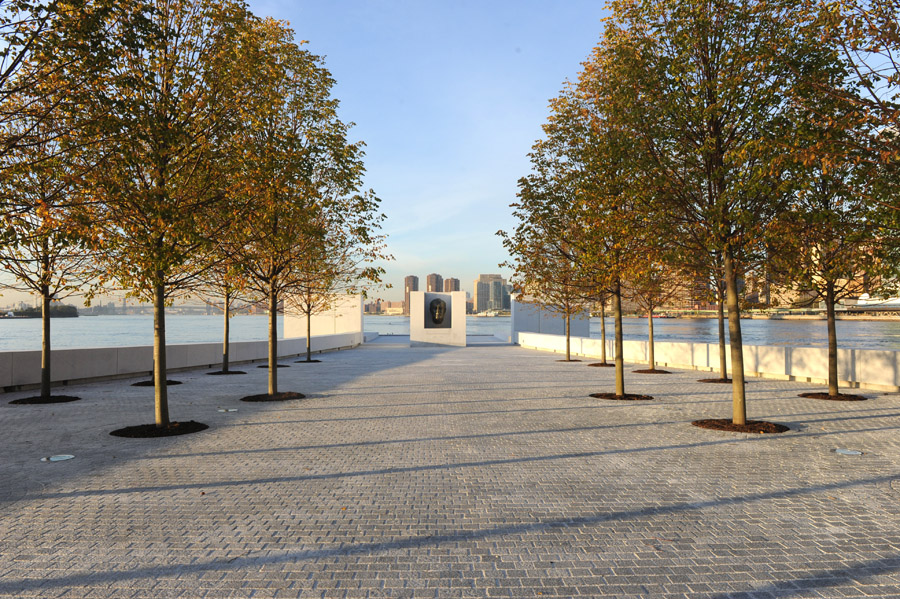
429,298,447,325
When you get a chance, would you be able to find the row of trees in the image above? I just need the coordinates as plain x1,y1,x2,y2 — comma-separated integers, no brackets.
0,0,388,427
502,0,899,424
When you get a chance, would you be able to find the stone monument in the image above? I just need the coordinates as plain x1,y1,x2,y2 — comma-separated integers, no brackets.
410,291,466,346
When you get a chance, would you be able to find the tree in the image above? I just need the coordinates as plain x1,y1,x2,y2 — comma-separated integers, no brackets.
625,254,684,372
597,0,827,424
501,131,599,363
287,189,388,363
231,18,368,396
197,259,248,375
0,0,129,244
768,163,894,397
0,118,94,400
84,0,253,428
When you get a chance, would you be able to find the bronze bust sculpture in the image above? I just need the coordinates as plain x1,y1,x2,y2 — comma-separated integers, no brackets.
429,298,447,325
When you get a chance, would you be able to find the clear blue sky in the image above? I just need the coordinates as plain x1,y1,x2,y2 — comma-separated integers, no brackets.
250,1,610,301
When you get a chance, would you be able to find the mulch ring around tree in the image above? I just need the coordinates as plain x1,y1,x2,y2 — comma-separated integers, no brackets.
257,364,290,369
110,420,209,438
692,419,789,434
798,391,868,401
10,395,81,405
588,362,615,367
294,359,321,363
556,359,582,362
590,392,654,401
131,380,181,387
240,391,305,402
632,369,671,374
206,370,247,375
698,378,732,384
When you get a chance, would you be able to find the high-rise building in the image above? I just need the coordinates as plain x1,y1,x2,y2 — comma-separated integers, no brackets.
403,275,419,316
476,282,491,313
443,278,460,292
426,273,443,292
473,274,505,313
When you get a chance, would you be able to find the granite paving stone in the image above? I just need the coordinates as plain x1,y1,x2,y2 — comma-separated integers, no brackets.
0,339,899,597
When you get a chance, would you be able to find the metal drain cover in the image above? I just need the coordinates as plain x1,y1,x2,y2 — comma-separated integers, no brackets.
834,448,863,456
41,455,74,462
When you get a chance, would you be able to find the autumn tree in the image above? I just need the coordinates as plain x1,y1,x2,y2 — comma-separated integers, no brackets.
598,0,835,424
83,0,254,429
197,258,248,375
0,0,128,253
768,163,894,397
624,253,684,373
501,129,600,363
0,118,94,401
287,189,388,363
231,18,369,397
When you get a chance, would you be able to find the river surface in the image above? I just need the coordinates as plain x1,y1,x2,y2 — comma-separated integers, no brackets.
1,313,900,351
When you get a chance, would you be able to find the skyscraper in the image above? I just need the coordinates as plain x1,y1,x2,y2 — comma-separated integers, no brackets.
473,274,505,313
426,273,443,292
403,275,419,316
443,278,460,292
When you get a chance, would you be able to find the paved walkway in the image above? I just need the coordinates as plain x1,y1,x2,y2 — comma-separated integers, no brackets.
1,341,900,598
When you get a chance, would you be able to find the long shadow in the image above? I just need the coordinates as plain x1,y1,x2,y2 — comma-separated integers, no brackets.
38,431,828,500
222,402,632,426
4,472,898,593
706,555,900,599
136,421,686,459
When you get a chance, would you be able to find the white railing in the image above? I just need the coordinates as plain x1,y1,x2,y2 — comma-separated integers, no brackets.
516,331,900,392
1,332,363,391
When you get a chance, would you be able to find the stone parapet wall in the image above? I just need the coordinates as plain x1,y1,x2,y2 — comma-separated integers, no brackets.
0,332,363,392
517,332,900,392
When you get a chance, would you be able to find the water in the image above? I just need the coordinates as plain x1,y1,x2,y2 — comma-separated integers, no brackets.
0,314,284,351
2,313,900,352
366,315,900,351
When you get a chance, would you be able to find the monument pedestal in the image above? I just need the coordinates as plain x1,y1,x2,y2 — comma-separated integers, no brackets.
410,291,466,347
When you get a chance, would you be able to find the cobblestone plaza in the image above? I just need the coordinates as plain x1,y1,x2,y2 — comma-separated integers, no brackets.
1,337,900,598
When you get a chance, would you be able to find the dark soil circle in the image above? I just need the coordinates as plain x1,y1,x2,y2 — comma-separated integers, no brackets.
110,420,209,438
692,418,789,434
131,380,181,387
257,364,290,369
588,362,615,367
294,359,322,363
798,391,868,401
206,370,247,376
10,395,81,405
698,378,732,384
556,359,582,362
589,392,654,401
240,391,306,402
632,369,671,374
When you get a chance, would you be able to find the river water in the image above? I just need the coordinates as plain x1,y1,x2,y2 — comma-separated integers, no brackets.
1,313,900,351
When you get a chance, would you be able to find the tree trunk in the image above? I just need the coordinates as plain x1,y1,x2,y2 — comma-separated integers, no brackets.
222,291,230,373
268,284,277,395
154,281,169,427
40,285,51,400
723,249,746,425
565,312,571,361
826,281,839,397
599,302,607,365
613,281,625,397
717,285,727,379
648,306,655,370
306,307,312,362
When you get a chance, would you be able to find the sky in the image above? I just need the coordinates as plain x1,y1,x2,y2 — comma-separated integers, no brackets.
245,0,610,302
